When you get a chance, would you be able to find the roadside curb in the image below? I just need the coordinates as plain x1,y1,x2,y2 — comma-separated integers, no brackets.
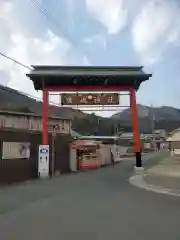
129,174,180,197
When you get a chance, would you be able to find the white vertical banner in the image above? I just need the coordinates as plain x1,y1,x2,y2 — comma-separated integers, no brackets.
38,145,49,178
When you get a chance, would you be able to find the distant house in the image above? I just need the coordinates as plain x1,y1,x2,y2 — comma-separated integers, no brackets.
70,129,82,138
0,110,72,135
166,128,180,155
117,132,153,140
166,128,180,141
154,129,167,139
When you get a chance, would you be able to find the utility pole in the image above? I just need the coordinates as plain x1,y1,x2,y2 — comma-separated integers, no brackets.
51,124,59,178
96,115,100,135
114,122,116,136
51,126,56,178
150,104,156,150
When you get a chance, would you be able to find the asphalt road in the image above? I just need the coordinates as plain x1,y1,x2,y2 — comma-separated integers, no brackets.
0,158,180,240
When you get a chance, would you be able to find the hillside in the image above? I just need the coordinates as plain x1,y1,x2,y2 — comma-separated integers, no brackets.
111,104,180,133
73,104,180,134
0,85,86,120
112,104,180,121
0,85,180,135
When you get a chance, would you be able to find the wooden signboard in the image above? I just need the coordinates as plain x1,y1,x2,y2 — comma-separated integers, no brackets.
61,93,119,105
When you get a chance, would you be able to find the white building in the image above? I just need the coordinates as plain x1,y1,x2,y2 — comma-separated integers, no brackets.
166,128,180,155
154,129,167,139
0,110,72,134
167,128,180,141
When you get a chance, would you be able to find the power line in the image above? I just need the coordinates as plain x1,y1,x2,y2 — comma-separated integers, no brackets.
28,0,89,62
1,1,90,72
29,0,64,34
0,52,32,70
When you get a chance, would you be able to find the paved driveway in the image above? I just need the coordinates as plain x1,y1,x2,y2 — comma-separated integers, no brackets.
0,159,180,240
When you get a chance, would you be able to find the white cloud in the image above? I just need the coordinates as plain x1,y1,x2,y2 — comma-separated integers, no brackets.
0,0,12,19
82,56,91,66
86,0,127,34
166,17,180,47
0,26,70,95
84,34,107,48
66,0,76,26
132,0,180,64
1,30,70,97
0,0,89,100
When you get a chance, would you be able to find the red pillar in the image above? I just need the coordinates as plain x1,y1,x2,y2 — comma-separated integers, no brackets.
42,88,48,145
130,88,142,167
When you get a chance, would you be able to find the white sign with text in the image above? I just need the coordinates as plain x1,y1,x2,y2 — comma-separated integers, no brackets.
38,145,49,178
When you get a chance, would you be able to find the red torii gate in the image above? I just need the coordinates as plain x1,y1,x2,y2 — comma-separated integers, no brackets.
27,66,152,168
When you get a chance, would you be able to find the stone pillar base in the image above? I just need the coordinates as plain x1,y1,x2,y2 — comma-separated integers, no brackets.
134,166,144,175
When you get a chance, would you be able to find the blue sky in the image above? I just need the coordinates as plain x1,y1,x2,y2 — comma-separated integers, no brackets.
0,0,180,115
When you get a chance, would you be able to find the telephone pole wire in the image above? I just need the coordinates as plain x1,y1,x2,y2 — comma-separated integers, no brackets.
0,52,32,70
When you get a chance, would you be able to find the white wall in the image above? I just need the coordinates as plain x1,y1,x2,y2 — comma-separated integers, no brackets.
70,148,77,171
171,131,180,142
98,145,111,166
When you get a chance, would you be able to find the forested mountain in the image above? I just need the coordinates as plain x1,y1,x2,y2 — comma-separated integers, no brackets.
0,85,180,135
